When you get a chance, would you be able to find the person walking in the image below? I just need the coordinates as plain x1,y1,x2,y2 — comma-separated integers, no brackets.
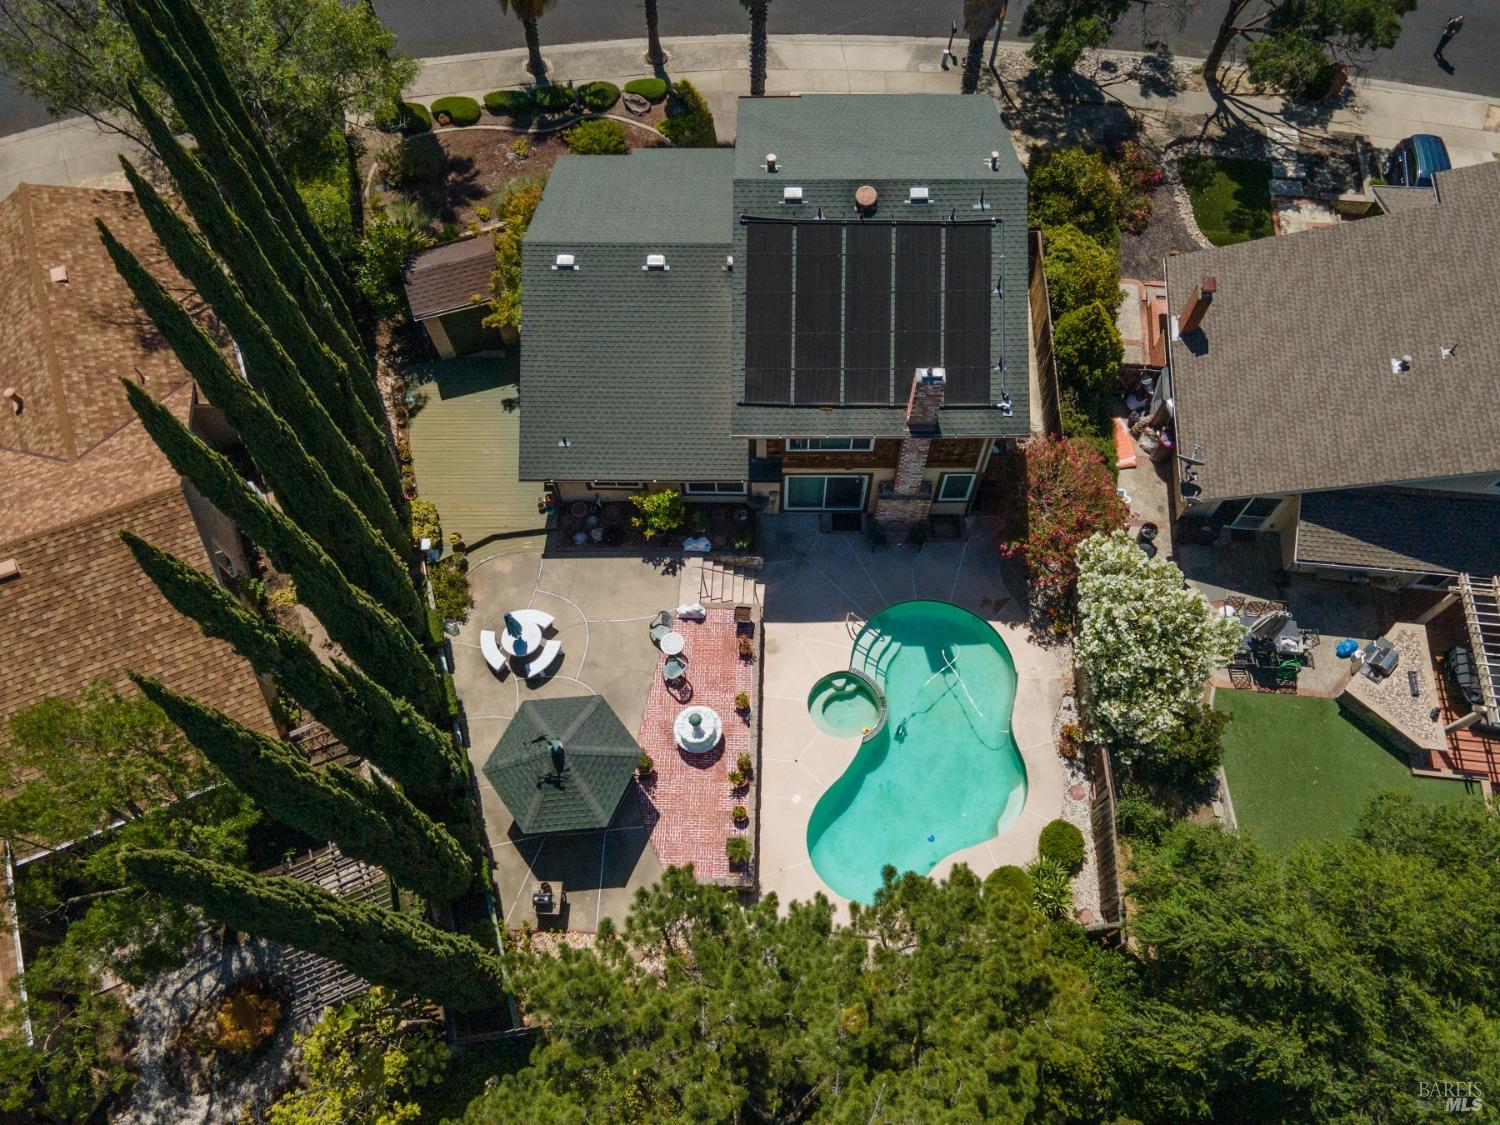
1436,14,1464,57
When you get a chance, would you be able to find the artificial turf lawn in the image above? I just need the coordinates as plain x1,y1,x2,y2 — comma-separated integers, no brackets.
1216,689,1478,853
1178,155,1275,246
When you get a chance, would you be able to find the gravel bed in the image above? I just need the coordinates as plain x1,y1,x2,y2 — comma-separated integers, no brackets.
1051,692,1103,925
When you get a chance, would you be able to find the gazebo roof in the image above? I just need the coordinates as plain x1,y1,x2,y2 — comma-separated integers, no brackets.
483,695,641,834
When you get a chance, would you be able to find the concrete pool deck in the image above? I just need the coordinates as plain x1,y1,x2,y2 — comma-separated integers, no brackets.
755,516,1069,918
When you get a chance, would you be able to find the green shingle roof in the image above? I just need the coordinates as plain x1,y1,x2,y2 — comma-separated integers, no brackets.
518,149,746,482
483,695,642,834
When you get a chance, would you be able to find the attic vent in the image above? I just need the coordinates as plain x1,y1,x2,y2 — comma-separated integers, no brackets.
0,558,18,582
765,153,778,172
1390,354,1414,374
553,253,577,270
1440,344,1457,359
48,265,67,284
908,186,930,204
643,254,668,271
854,184,877,211
782,186,804,204
2,386,20,415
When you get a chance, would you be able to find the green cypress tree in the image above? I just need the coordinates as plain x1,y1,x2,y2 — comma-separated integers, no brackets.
118,0,364,369
112,160,406,553
99,223,422,633
121,381,443,717
122,90,397,508
121,849,507,1012
121,533,469,817
132,675,472,902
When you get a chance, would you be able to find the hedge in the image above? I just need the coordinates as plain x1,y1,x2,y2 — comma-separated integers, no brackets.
565,119,628,155
1038,819,1086,868
660,79,716,148
531,83,576,115
484,89,532,116
577,81,620,112
430,96,481,127
398,100,431,134
624,77,668,103
988,865,1035,901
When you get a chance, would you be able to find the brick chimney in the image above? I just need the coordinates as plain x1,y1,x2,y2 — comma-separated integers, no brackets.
1179,276,1216,334
906,367,946,435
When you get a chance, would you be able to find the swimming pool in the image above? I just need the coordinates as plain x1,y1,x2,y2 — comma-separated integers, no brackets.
806,600,1026,903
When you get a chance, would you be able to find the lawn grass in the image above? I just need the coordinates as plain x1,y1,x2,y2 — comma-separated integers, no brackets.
1216,689,1478,853
1178,155,1274,246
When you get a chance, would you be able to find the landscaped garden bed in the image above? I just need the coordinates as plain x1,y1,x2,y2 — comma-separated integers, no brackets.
1178,154,1274,245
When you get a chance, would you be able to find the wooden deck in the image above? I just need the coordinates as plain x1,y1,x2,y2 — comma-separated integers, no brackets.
1422,669,1500,783
405,354,548,565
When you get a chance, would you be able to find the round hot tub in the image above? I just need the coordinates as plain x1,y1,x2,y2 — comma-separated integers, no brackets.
807,669,886,740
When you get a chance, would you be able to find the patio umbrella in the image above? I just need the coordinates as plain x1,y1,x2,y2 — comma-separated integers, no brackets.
503,612,527,655
482,696,642,835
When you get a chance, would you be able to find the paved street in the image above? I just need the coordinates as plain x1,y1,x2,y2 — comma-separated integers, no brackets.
0,0,1496,136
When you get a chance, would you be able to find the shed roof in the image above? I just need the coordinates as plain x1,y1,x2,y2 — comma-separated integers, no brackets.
403,236,495,321
1167,160,1500,502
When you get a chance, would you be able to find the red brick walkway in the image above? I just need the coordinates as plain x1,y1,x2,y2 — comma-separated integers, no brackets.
636,608,755,881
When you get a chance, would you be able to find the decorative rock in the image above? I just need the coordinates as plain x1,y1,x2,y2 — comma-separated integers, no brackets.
622,92,651,115
1078,908,1095,925
1068,783,1088,801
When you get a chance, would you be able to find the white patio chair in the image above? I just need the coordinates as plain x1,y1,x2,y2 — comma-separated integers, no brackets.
480,629,507,675
525,639,563,681
512,608,555,634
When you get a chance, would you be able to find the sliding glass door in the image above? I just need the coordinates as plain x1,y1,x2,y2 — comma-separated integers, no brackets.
783,475,868,511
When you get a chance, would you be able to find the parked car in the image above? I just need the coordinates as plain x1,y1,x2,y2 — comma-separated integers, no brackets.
1386,134,1451,188
1444,645,1485,710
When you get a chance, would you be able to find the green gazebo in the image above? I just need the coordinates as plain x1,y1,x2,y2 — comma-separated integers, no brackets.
483,696,642,835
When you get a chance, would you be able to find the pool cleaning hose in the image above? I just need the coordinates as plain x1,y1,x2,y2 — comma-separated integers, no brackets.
895,644,1001,735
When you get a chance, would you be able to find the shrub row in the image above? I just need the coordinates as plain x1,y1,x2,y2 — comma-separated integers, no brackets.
430,95,481,127
660,79,716,148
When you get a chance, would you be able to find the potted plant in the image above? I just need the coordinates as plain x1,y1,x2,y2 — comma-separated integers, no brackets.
726,835,752,866
637,752,654,778
734,691,751,716
727,768,746,788
732,805,749,826
738,634,754,659
1057,722,1083,759
736,752,753,777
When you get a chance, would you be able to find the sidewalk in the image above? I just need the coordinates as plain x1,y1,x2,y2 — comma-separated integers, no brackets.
1,34,1495,196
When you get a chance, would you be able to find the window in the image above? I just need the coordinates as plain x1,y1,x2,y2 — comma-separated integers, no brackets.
589,480,644,490
786,437,875,452
783,475,867,511
1214,496,1281,531
937,473,977,503
684,481,746,495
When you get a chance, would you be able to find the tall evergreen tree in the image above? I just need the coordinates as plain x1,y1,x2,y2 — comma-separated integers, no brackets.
111,160,405,551
122,88,397,508
132,675,472,902
121,849,507,1011
121,381,443,718
100,223,421,631
121,534,470,820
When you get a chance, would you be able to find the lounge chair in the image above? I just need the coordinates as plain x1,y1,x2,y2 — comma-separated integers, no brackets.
479,630,507,675
512,608,555,634
525,639,563,681
649,610,674,644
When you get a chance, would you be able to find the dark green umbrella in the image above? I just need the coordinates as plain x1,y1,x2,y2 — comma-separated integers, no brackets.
483,696,642,834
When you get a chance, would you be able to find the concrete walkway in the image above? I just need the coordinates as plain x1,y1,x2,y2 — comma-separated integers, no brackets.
2,35,1496,197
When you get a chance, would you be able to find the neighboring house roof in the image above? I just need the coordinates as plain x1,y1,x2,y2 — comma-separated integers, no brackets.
482,695,641,834
730,95,1031,439
1296,488,1500,577
0,489,274,736
403,236,495,321
519,149,744,482
1167,160,1500,502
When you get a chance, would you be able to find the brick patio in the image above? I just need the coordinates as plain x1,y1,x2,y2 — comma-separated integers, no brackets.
635,608,756,882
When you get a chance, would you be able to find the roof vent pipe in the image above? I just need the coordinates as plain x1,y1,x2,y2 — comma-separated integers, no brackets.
2,387,21,415
989,150,1000,171
766,153,778,172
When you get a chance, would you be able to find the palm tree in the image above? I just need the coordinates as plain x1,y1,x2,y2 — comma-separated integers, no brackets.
739,0,772,97
499,0,556,81
644,0,666,69
962,0,1004,94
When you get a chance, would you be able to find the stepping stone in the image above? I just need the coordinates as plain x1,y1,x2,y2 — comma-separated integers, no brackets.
1078,908,1095,925
1270,177,1305,197
1272,158,1308,179
1068,783,1088,801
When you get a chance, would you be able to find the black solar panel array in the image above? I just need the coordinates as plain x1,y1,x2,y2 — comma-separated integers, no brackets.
743,220,993,407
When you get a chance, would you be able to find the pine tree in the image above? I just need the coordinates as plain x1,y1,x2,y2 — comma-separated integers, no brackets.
132,675,472,902
121,89,399,511
121,533,470,818
99,223,422,634
121,381,443,718
121,849,507,1011
112,160,406,553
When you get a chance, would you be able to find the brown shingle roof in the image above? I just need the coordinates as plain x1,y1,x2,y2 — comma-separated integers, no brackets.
1167,160,1500,502
1295,487,1500,577
0,488,273,737
403,236,494,321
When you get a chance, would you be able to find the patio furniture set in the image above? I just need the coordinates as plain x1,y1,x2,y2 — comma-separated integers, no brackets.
480,609,562,682
1226,605,1319,686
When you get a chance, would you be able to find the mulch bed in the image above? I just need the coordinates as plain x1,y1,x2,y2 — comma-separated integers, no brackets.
1119,178,1199,279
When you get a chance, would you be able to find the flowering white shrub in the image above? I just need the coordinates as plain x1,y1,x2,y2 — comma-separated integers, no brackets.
1073,531,1242,755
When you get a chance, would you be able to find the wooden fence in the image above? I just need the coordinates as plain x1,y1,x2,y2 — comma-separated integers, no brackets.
1028,228,1063,437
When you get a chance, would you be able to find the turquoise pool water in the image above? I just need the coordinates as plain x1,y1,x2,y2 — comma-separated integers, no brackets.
807,670,885,739
806,600,1026,903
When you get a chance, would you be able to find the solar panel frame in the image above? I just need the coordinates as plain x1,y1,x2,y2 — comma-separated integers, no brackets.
744,223,794,403
793,223,843,404
942,225,992,404
843,223,893,404
893,223,942,405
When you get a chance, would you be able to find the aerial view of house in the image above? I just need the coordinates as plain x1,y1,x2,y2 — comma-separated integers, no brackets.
0,0,1495,1120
